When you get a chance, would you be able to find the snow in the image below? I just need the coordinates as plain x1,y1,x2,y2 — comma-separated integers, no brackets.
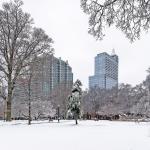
0,120,150,150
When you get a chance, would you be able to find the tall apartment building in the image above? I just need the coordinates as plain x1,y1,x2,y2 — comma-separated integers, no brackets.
49,55,73,91
26,54,73,96
89,52,118,89
12,54,73,118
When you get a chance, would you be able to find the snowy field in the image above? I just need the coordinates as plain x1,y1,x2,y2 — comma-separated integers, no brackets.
0,120,150,150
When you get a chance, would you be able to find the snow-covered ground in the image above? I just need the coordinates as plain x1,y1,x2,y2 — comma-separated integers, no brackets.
0,120,150,150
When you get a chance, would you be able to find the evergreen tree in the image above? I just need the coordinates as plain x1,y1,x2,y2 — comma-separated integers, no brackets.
67,80,82,124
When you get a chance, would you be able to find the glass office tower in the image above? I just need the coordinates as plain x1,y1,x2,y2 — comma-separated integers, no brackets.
89,52,118,89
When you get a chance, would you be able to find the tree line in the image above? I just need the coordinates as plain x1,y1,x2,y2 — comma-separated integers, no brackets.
82,68,150,120
1,0,150,123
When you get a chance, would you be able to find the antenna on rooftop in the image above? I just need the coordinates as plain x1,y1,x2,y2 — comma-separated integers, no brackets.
111,48,116,55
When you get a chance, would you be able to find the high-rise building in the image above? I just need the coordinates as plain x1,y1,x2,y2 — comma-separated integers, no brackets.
17,54,73,97
12,54,73,118
49,55,73,91
89,52,118,89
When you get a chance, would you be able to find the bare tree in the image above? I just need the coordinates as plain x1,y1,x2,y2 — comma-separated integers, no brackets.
81,0,150,41
0,78,7,120
142,67,150,116
82,88,104,116
83,84,142,117
13,55,56,124
89,88,101,114
0,79,7,101
50,83,72,118
0,0,53,121
21,57,37,125
145,68,150,92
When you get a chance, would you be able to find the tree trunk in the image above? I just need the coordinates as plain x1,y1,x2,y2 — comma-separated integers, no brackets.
74,113,78,125
28,99,31,125
57,106,60,123
28,79,31,125
6,81,13,121
75,119,78,125
6,101,11,121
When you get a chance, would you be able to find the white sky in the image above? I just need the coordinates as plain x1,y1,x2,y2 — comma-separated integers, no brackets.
1,0,150,89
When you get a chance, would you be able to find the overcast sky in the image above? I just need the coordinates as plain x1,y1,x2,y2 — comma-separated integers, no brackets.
1,0,150,89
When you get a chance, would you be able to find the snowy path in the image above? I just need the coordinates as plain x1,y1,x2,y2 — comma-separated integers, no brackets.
0,120,150,150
